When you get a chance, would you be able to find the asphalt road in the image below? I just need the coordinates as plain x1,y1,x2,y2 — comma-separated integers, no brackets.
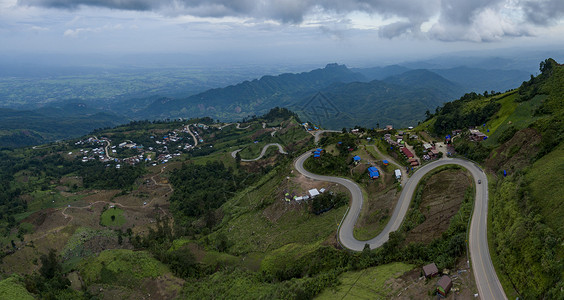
294,152,506,300
231,143,287,161
313,130,341,143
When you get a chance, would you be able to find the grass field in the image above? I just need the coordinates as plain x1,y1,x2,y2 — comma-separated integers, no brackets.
100,207,126,227
316,262,414,299
527,144,564,234
79,249,170,287
0,276,35,300
484,94,545,146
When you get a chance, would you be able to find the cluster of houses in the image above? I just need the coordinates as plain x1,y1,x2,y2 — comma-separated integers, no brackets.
383,132,405,147
423,262,454,297
469,129,488,141
73,137,110,163
445,128,488,144
421,143,441,161
301,122,320,131
284,187,326,203
400,146,420,167
312,148,323,158
70,123,206,168
74,147,108,163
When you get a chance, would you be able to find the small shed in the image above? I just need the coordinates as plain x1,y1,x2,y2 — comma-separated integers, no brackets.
314,154,321,158
437,275,452,296
308,189,320,197
353,155,361,162
383,160,389,165
423,263,438,278
394,169,401,180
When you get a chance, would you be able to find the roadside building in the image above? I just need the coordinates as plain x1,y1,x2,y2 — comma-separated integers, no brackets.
469,129,487,141
401,147,414,159
308,189,320,197
383,160,389,166
437,275,452,296
394,169,402,180
423,263,439,278
386,125,393,130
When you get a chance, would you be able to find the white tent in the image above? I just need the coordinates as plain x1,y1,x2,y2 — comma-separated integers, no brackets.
308,189,320,197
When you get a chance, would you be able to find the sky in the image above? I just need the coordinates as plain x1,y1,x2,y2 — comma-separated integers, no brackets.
2,0,564,66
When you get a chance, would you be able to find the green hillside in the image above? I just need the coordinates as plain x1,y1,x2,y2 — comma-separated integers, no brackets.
421,58,564,298
288,70,463,130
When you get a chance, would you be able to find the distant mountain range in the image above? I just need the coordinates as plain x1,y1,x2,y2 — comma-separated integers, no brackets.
0,103,125,147
126,63,529,130
0,61,532,146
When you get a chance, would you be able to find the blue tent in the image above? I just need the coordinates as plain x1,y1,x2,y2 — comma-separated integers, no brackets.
383,160,389,165
353,155,361,161
316,148,323,152
314,154,321,158
314,151,321,155
367,166,379,178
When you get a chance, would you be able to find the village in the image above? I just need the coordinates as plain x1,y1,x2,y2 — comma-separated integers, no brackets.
69,123,205,168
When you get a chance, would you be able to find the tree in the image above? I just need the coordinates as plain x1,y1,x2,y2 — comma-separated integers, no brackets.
39,249,62,279
235,152,241,167
111,215,115,222
540,58,557,75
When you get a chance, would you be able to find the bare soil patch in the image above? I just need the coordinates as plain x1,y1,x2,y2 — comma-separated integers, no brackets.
391,258,477,299
354,188,399,239
485,128,541,173
405,169,471,244
262,170,348,223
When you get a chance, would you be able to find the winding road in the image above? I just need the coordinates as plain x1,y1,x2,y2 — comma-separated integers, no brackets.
231,143,287,161
294,152,506,300
184,124,199,146
313,130,341,143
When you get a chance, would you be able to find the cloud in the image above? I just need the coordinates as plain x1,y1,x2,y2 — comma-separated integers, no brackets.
379,21,418,39
63,23,123,37
521,0,564,25
16,0,564,42
19,0,154,11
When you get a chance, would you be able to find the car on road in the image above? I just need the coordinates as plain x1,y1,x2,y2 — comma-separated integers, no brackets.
478,180,481,184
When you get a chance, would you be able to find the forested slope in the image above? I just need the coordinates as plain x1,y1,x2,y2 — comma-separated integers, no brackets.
421,58,564,298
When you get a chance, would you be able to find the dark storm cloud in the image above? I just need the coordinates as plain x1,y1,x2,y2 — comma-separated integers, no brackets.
16,0,564,41
438,0,503,25
18,0,154,11
379,21,417,39
522,0,564,25
17,0,436,23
